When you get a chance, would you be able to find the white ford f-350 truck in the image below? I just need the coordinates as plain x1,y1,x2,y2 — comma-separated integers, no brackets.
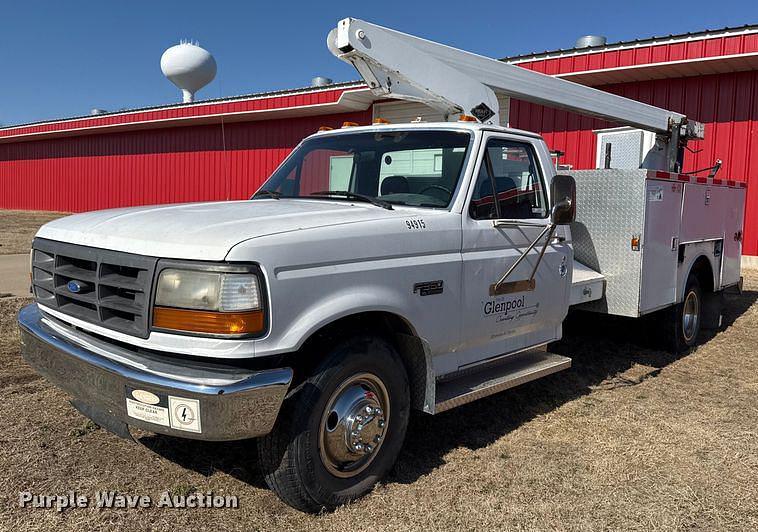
18,18,745,512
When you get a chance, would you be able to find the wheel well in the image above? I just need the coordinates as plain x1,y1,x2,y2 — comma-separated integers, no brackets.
294,312,429,411
689,255,714,294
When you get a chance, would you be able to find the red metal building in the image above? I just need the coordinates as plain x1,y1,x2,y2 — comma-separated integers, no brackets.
1,26,756,255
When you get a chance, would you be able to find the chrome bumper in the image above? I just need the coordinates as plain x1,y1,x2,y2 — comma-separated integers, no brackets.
17,304,292,441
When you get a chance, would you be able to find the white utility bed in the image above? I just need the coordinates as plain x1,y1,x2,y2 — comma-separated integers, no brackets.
569,169,745,317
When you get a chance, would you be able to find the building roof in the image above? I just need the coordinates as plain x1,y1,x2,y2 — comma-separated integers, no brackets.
504,24,758,62
0,80,365,131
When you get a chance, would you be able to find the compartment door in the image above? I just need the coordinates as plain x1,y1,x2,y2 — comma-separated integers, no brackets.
721,187,746,287
639,180,683,313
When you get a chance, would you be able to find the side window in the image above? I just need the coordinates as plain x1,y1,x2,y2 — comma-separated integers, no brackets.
469,139,548,220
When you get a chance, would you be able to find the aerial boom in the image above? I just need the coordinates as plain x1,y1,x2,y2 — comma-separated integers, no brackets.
328,18,704,171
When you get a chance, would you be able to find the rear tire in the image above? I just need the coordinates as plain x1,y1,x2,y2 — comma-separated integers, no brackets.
257,335,410,513
664,274,702,353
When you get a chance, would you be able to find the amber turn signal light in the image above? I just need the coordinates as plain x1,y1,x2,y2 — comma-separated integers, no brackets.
458,114,478,122
153,307,264,336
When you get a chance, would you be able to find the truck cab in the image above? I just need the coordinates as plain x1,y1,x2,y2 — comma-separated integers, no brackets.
243,122,574,375
19,121,579,512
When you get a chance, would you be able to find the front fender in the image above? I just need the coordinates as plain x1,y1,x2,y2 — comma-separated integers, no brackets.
255,284,418,357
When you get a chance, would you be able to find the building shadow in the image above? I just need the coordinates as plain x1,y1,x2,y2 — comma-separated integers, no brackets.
136,287,757,492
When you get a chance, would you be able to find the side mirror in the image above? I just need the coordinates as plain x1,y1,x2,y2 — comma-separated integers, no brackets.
550,174,576,225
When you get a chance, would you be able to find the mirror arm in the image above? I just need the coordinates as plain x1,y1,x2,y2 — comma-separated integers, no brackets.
493,222,556,291
528,223,557,282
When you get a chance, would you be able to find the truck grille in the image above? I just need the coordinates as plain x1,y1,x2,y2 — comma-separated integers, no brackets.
31,238,158,338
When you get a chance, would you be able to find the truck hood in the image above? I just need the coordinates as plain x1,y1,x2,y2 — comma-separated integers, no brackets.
36,200,400,260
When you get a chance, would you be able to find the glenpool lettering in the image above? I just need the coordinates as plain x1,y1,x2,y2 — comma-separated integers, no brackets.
484,295,525,316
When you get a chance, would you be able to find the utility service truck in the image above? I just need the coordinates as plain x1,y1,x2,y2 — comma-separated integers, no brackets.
18,18,745,512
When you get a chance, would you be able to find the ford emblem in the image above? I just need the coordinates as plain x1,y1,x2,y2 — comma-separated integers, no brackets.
67,280,83,293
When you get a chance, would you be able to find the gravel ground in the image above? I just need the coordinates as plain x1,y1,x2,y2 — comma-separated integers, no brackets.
0,210,67,255
0,271,756,531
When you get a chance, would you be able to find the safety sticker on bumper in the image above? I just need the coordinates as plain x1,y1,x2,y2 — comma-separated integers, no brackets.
168,396,202,433
126,397,170,427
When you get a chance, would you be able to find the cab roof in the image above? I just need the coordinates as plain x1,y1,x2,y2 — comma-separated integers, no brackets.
311,120,545,141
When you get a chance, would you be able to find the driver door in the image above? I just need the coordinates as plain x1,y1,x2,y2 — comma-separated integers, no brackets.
457,133,572,369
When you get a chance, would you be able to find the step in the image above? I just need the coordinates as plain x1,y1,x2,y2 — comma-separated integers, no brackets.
434,349,571,413
571,259,605,306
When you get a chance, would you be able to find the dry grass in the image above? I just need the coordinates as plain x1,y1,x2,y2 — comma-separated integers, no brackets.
1,275,757,531
0,210,68,255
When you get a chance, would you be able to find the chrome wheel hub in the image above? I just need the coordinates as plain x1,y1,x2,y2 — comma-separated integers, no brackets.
682,290,700,342
319,373,389,478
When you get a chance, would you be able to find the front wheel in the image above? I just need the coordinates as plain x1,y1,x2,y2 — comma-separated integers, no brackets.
257,335,410,513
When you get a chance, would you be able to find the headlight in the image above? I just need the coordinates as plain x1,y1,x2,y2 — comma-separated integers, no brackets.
153,269,265,336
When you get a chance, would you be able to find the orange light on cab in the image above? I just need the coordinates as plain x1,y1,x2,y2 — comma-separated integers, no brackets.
153,307,264,335
373,117,391,124
342,121,359,128
318,126,333,132
458,114,478,122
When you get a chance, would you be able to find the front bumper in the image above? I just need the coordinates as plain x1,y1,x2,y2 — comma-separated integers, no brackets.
17,304,292,441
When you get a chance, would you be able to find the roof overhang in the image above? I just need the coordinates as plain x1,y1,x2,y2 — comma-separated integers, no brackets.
558,51,758,86
0,85,375,144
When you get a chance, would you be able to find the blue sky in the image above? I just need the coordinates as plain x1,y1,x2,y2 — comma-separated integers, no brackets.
0,0,755,125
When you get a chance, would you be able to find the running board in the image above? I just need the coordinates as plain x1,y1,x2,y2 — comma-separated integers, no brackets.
433,350,571,413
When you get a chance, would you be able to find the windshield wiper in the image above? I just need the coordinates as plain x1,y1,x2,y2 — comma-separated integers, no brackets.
310,191,393,210
252,189,282,200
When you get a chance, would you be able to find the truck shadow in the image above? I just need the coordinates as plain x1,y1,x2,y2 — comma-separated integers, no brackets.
136,287,757,492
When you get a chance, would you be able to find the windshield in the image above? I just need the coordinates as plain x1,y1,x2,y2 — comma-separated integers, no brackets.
255,130,472,208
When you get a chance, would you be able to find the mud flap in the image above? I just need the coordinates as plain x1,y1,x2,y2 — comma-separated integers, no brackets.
70,400,134,441
701,291,724,330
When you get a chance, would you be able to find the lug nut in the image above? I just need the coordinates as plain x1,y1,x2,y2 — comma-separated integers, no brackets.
378,419,385,428
351,430,360,437
374,435,382,443
355,443,363,451
365,445,373,453
365,406,373,414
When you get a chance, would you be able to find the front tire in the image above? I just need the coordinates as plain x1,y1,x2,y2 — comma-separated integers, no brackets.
258,335,410,513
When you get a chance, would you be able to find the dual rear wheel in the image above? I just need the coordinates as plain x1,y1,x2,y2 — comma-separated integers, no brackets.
664,273,703,353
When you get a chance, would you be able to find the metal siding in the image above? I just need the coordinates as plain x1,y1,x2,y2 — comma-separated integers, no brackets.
510,70,758,255
0,110,371,213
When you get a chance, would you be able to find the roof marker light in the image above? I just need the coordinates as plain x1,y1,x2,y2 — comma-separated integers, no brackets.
342,121,359,128
458,114,478,122
373,117,391,124
318,126,333,131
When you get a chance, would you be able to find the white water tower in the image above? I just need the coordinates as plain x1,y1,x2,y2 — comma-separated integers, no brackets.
161,41,217,103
